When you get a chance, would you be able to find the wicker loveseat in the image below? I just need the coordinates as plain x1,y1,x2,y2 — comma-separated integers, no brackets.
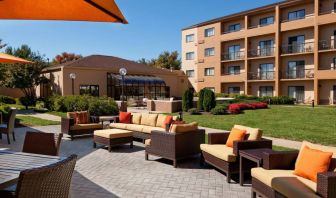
145,122,205,167
200,125,272,183
61,111,103,140
110,113,177,141
252,141,336,198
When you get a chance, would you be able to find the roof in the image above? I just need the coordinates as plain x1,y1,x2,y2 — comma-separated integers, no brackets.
182,0,303,30
108,74,166,85
45,55,175,75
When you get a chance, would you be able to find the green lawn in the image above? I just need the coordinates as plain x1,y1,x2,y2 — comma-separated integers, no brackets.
16,116,60,126
183,105,336,146
46,111,67,118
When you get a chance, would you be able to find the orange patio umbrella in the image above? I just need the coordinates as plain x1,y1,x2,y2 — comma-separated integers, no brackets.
0,0,127,24
0,53,33,64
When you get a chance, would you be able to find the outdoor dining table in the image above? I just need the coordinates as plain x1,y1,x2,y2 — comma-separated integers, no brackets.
0,150,62,189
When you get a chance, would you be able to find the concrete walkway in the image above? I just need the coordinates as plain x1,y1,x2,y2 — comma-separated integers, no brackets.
17,110,61,122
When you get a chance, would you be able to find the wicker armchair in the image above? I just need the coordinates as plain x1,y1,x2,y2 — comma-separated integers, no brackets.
252,150,336,198
0,154,77,198
201,131,272,183
22,131,63,156
0,108,17,144
145,129,205,168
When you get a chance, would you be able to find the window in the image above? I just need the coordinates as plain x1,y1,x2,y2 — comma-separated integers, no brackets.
80,85,99,96
228,66,240,75
205,48,215,57
204,27,215,37
205,87,215,92
186,70,195,77
288,35,305,53
228,45,241,60
259,40,274,56
228,87,240,94
288,61,305,78
204,67,215,76
259,63,274,80
333,58,336,69
260,16,274,26
288,9,305,21
259,86,273,97
186,34,194,43
288,86,304,103
228,23,241,32
186,52,194,60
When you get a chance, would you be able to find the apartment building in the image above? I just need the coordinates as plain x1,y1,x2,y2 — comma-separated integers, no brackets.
181,0,336,105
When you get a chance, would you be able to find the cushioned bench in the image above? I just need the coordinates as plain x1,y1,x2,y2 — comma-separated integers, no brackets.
93,129,133,152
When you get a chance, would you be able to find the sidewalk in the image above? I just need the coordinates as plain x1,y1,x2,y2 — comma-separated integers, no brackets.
17,110,61,122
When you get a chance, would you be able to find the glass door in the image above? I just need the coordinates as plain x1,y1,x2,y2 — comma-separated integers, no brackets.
288,61,305,79
333,85,336,104
288,35,305,53
259,63,274,80
288,86,304,103
228,45,240,60
259,40,274,56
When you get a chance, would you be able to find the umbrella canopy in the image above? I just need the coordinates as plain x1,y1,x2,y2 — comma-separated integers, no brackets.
0,53,33,64
0,0,127,23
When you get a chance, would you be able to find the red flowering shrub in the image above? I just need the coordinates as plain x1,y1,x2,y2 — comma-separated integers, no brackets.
228,102,268,114
228,104,241,114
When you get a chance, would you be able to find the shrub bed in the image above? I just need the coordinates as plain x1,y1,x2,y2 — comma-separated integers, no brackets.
0,95,16,104
228,102,268,114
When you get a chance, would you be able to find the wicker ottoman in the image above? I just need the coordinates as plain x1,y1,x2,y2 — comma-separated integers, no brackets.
93,129,133,152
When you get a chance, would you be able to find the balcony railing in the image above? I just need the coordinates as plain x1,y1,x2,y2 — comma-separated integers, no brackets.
319,65,336,70
222,29,243,34
221,71,241,76
281,42,314,54
281,69,314,79
222,51,245,61
319,39,335,50
248,71,275,80
248,47,275,58
319,8,336,15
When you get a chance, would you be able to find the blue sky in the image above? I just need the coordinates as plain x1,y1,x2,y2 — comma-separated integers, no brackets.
0,0,282,61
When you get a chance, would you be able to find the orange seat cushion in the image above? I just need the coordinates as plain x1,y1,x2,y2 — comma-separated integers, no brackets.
76,111,89,124
162,115,173,128
294,146,333,182
119,112,131,124
226,128,246,148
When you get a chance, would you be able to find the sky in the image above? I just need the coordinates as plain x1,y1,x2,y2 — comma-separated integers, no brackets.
0,0,282,62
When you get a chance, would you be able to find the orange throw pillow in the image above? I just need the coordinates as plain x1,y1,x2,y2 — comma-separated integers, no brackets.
119,112,132,124
162,115,173,128
76,111,88,124
294,146,332,182
226,128,246,148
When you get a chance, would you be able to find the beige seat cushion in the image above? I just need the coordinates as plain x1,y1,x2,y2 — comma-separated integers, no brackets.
110,123,128,130
132,113,142,125
141,113,158,127
170,122,198,133
94,129,133,139
200,144,237,162
296,141,336,171
145,139,151,146
70,123,102,130
155,114,167,128
234,124,262,140
142,126,165,134
251,167,317,192
125,124,144,132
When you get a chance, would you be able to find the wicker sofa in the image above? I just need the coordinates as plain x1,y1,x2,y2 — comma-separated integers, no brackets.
110,113,177,141
252,141,336,198
200,125,272,183
145,122,205,167
61,111,103,140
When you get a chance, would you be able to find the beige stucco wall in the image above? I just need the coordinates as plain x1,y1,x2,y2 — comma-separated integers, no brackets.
181,28,198,90
280,80,314,103
318,79,336,104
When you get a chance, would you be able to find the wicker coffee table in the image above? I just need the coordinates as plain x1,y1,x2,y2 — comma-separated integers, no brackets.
93,129,133,152
239,148,274,186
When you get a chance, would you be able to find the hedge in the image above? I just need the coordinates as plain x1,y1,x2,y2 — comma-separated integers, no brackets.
202,89,216,112
228,102,268,114
182,89,193,112
0,95,16,104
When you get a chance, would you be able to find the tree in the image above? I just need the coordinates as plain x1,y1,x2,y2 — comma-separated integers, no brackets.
52,52,82,64
2,45,49,107
182,89,193,112
0,39,7,49
138,51,181,70
202,89,216,112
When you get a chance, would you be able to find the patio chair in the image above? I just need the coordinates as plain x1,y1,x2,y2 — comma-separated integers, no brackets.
145,122,205,168
200,125,272,183
0,154,77,198
251,141,336,198
0,108,17,144
22,131,63,156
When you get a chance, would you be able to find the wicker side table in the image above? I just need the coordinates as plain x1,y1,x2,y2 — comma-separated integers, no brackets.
239,148,274,186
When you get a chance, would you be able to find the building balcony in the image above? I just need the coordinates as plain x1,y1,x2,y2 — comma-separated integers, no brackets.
248,71,275,81
281,42,314,55
247,47,275,59
220,72,245,82
280,69,314,80
319,8,336,16
316,67,336,79
319,39,335,51
221,51,245,62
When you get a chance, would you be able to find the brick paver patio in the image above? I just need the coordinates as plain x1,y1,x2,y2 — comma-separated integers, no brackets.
0,125,251,198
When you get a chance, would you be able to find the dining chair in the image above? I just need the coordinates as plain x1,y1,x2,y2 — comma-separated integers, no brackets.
0,154,77,198
0,108,17,144
22,132,63,156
